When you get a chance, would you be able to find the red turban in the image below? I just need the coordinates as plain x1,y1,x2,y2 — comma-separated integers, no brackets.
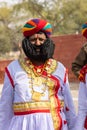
82,22,87,39
22,18,52,37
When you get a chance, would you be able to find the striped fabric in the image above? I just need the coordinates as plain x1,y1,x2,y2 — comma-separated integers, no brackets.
22,18,52,37
82,22,87,38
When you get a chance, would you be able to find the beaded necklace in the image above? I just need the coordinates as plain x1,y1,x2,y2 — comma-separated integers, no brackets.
19,58,57,101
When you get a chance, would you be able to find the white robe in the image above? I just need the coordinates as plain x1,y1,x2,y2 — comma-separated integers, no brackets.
73,74,87,130
0,60,76,130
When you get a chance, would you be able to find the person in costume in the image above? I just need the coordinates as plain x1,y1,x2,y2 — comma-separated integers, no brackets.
0,18,76,130
72,65,87,130
72,22,87,78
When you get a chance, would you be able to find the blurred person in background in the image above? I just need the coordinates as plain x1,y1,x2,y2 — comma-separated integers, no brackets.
73,64,87,130
72,22,87,78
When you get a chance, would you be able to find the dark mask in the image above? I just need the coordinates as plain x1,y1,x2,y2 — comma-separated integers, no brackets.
22,38,55,62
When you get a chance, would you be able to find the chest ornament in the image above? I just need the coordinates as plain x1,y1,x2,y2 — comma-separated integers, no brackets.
19,58,57,101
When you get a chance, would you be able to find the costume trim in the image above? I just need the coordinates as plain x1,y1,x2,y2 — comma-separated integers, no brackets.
5,67,14,88
84,116,87,129
13,101,50,115
64,68,68,83
78,64,87,82
14,110,50,115
49,75,62,130
13,101,64,116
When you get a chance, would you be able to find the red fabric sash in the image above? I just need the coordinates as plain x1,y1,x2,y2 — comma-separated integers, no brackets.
5,67,14,87
14,109,50,115
84,116,87,129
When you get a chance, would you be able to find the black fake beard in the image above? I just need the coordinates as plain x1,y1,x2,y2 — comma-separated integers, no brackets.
22,38,55,62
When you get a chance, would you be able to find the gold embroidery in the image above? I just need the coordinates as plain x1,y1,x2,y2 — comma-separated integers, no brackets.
13,101,51,112
19,58,62,130
19,58,57,101
13,101,64,112
50,96,62,130
32,91,44,101
33,77,42,86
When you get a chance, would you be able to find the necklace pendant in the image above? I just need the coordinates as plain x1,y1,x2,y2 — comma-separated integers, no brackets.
32,91,42,101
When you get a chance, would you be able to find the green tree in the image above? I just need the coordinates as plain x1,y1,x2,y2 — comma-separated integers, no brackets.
1,0,87,54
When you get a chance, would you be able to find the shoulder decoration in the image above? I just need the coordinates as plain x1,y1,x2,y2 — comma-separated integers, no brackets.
19,58,57,76
78,64,87,82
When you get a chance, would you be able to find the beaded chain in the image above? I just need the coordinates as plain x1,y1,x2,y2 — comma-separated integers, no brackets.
19,58,57,101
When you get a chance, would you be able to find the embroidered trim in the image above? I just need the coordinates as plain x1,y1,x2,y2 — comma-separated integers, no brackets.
19,58,57,76
64,68,68,83
78,64,87,82
84,116,87,129
13,101,64,116
5,67,14,88
14,109,50,115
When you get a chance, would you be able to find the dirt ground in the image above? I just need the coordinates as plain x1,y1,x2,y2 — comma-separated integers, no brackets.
70,82,79,113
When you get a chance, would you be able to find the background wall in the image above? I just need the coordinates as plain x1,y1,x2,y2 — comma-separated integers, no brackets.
0,34,86,83
52,34,86,82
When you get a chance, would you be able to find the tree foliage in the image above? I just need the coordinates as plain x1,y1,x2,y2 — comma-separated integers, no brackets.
0,0,87,54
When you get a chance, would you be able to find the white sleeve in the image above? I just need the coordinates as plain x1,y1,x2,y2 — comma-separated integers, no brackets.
73,82,87,130
0,72,14,130
63,75,76,130
56,62,76,129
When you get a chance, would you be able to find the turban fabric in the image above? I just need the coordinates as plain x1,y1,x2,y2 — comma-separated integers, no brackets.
22,18,52,37
82,22,87,38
